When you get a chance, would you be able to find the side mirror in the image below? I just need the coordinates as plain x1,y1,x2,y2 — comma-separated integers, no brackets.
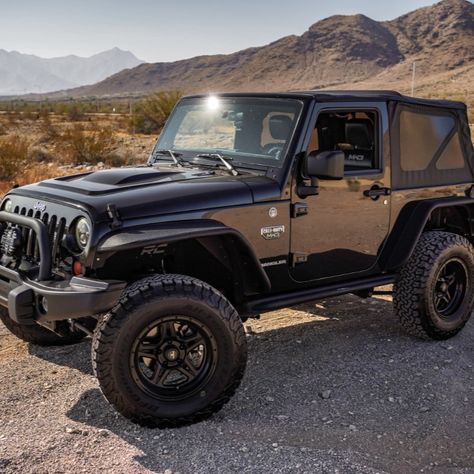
305,150,345,180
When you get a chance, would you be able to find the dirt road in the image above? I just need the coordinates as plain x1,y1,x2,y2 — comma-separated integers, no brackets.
0,292,473,473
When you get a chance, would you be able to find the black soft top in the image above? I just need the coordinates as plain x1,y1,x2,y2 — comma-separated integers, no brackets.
187,90,467,110
303,90,467,110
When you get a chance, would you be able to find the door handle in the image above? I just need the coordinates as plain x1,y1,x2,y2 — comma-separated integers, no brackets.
363,185,391,200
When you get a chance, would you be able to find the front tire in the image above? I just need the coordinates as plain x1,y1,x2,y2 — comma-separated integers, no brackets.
92,274,247,428
0,308,86,346
394,231,474,340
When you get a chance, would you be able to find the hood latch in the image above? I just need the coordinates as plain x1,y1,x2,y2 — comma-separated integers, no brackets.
106,204,122,229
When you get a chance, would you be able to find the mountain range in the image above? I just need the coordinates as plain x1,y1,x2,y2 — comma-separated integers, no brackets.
64,0,473,99
0,48,143,95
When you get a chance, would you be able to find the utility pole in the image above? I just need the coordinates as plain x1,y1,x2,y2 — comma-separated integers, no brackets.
129,100,135,135
411,62,416,96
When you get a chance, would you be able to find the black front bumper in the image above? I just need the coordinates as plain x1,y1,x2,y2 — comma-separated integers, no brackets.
0,211,126,324
0,267,126,324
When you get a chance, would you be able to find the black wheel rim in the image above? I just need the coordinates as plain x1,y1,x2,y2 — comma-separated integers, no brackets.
130,316,218,400
433,258,468,320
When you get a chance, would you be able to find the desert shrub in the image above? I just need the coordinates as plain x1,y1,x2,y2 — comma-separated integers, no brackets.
101,154,129,167
58,126,116,165
6,113,18,126
28,147,55,164
22,111,40,121
12,163,65,189
0,135,28,180
37,113,59,142
114,115,130,132
66,104,85,122
130,91,182,134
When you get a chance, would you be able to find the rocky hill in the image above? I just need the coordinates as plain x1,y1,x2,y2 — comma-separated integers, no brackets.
38,0,474,98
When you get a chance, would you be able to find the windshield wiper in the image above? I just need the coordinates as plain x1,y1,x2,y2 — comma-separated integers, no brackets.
195,153,239,176
151,149,185,167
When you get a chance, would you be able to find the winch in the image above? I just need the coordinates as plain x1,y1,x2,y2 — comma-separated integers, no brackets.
0,224,22,259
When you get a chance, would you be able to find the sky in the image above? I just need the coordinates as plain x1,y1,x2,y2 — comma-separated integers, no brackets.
0,0,464,63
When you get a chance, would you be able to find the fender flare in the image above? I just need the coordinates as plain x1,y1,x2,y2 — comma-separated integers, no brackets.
96,219,271,292
379,196,474,271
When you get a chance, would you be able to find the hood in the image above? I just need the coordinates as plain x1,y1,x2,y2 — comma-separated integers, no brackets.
11,165,280,222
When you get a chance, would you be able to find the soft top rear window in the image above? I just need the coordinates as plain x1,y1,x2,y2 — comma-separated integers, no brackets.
390,103,473,189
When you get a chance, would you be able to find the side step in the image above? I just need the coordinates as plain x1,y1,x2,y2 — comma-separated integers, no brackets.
244,274,395,314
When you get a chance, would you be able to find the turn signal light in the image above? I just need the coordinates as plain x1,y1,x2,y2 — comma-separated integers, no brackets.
73,260,84,276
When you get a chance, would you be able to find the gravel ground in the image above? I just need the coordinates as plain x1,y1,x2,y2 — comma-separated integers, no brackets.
0,292,473,474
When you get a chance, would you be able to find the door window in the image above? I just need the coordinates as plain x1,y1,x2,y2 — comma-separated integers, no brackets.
308,110,380,172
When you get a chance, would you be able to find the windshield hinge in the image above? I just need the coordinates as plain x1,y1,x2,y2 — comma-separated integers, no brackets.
106,204,122,229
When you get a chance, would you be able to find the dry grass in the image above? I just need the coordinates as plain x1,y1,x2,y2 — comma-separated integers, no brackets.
57,126,116,165
0,112,156,195
0,135,29,181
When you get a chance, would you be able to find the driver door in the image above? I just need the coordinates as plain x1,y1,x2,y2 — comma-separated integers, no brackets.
290,102,391,282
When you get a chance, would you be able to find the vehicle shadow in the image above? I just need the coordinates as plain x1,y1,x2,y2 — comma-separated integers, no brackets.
60,294,474,473
26,292,386,377
28,337,94,376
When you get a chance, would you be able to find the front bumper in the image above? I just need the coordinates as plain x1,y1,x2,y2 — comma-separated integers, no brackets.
0,210,126,324
0,266,126,324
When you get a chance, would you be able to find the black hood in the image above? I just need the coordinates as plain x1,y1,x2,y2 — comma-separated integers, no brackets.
11,165,281,222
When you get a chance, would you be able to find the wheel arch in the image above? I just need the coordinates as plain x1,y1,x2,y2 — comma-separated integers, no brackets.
94,219,271,304
380,196,474,272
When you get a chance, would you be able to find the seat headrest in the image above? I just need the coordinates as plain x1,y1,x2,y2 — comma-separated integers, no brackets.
345,120,373,149
269,115,292,141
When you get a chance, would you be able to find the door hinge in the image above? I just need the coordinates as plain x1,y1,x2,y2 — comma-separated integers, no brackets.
291,202,309,218
291,252,308,266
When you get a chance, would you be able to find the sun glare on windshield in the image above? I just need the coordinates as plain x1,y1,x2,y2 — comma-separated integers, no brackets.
207,95,220,110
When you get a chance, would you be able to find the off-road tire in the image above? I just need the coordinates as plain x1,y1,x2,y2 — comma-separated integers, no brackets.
0,308,86,346
394,231,474,340
92,274,247,428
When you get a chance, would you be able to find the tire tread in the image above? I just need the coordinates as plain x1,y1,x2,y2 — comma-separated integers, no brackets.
394,231,474,340
92,274,247,428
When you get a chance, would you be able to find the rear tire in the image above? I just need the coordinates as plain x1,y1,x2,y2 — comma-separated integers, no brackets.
394,231,474,340
0,308,86,346
92,274,247,428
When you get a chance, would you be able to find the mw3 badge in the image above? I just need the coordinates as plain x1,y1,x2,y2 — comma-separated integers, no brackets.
261,225,285,240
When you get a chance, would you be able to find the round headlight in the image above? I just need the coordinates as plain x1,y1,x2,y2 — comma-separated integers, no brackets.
2,199,12,213
75,218,91,250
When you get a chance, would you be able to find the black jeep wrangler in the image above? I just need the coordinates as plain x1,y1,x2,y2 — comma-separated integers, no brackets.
0,91,473,427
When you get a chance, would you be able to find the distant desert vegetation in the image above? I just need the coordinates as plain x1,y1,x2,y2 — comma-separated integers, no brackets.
0,92,182,193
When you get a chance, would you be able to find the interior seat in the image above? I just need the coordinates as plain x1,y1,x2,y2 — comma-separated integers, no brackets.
262,115,292,157
343,119,375,169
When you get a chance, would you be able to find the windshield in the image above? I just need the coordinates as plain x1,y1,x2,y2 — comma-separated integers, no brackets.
153,96,304,169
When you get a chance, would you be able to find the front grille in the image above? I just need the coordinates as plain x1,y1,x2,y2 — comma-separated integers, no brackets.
12,205,66,266
7,204,69,271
